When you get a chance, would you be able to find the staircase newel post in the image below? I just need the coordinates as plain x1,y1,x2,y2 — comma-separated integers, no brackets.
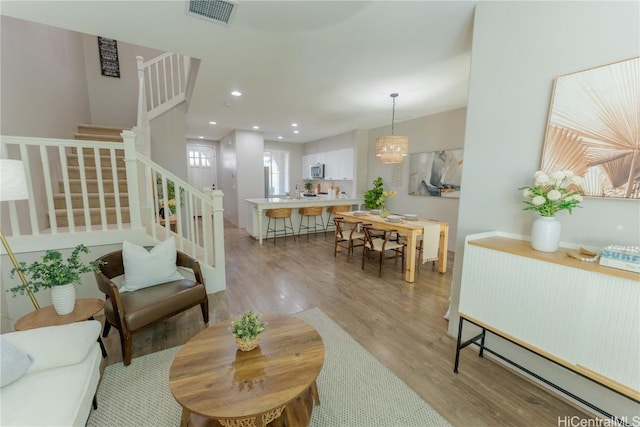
122,130,142,229
202,189,225,294
136,56,145,130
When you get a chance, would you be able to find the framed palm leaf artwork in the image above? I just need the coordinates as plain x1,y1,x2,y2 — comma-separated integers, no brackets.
540,56,639,199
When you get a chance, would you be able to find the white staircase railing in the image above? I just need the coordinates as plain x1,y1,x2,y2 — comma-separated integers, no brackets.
137,53,190,124
1,131,226,293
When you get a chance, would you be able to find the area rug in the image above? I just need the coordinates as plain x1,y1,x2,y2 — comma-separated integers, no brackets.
87,307,451,427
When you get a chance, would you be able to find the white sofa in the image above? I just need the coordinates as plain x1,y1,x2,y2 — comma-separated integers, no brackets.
0,320,102,427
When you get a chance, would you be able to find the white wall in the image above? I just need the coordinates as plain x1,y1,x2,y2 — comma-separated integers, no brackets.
304,130,358,154
0,16,91,139
265,139,305,195
450,1,640,418
150,103,189,182
219,133,238,225
219,130,264,227
365,107,467,250
235,130,264,228
81,34,164,128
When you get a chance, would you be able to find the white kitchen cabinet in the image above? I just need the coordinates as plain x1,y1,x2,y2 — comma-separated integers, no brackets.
324,148,353,180
303,148,354,181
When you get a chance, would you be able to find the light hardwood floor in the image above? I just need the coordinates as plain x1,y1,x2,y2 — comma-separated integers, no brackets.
97,221,587,426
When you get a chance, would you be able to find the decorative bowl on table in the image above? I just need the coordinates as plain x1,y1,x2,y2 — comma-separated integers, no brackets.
352,211,367,216
370,209,380,215
403,214,418,221
386,215,403,223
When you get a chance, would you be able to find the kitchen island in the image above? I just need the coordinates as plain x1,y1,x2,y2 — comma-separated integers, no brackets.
245,197,364,243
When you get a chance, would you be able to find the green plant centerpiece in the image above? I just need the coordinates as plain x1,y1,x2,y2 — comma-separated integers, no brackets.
8,245,102,315
363,177,385,209
231,310,267,351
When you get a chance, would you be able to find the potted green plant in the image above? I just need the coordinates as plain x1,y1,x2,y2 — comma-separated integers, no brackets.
230,310,266,351
304,182,313,193
363,177,385,209
8,244,102,315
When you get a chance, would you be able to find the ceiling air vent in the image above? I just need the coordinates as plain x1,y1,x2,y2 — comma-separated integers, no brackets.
187,0,237,25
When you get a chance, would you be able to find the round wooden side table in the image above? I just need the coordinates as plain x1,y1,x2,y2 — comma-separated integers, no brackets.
14,298,107,357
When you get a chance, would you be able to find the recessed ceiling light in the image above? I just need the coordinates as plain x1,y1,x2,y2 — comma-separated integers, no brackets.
231,90,242,96
291,123,298,127
209,121,217,125
252,125,260,130
293,130,299,134
277,136,283,140
199,136,204,139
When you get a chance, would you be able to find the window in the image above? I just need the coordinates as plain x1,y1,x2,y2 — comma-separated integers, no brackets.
264,150,290,197
189,149,212,167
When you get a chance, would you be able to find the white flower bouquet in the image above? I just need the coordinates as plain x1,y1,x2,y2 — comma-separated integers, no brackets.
519,170,584,217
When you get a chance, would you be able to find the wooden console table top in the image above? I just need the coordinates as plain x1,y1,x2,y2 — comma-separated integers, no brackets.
469,235,639,282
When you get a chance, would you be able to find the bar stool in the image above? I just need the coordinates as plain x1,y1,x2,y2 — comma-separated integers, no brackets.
265,208,295,245
298,206,325,239
325,205,351,233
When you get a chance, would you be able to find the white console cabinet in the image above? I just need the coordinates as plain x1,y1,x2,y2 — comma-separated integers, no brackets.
456,232,639,416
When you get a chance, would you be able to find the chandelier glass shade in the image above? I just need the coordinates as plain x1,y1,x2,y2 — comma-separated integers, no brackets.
375,93,408,164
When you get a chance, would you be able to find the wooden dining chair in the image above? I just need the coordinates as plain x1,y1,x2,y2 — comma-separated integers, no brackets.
361,225,406,277
325,205,351,232
333,217,367,261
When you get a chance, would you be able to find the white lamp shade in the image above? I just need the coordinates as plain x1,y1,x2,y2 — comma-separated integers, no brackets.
0,159,29,201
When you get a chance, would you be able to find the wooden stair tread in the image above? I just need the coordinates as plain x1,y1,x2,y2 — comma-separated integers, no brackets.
64,178,128,183
74,133,123,142
67,153,125,159
77,124,129,135
53,192,127,199
54,207,130,214
54,123,133,227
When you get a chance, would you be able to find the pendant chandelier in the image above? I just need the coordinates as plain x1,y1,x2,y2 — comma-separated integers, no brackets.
376,93,408,164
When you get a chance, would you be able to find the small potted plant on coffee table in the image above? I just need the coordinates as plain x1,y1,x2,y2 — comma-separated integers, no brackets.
231,310,266,351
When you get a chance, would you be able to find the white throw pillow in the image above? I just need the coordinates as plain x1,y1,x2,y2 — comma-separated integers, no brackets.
0,336,32,387
121,237,184,292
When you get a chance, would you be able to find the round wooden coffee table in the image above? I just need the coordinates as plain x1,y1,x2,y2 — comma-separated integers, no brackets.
169,313,325,427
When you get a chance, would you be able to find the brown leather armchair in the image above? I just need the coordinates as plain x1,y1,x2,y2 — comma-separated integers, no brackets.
94,249,209,365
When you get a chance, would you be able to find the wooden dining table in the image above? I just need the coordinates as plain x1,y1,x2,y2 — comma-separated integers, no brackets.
339,211,449,283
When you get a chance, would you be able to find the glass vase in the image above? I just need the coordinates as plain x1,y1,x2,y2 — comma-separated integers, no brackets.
379,205,390,218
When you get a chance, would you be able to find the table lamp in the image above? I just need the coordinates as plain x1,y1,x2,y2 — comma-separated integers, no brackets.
0,159,40,309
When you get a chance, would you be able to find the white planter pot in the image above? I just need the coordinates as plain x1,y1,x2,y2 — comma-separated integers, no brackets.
530,216,561,252
51,283,76,315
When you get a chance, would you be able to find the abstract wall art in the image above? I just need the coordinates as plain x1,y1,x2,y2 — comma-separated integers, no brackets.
408,149,463,198
540,56,639,199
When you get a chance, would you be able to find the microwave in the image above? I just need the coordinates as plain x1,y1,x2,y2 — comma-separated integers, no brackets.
310,164,324,179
